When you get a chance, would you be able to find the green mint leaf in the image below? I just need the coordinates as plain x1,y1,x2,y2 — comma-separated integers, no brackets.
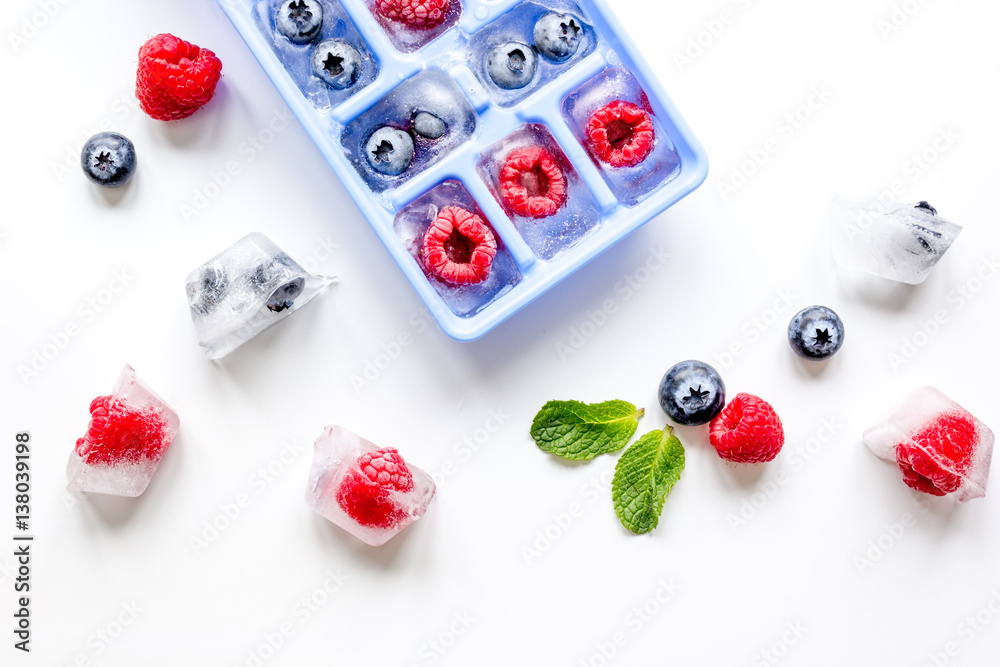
612,426,685,534
530,400,644,460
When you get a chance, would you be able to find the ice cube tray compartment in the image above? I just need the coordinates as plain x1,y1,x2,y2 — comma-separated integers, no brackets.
219,0,709,340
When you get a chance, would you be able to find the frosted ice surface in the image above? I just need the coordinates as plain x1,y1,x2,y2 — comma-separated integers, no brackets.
186,232,333,359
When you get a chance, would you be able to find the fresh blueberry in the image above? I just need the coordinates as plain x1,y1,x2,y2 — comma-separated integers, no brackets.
276,0,323,44
658,360,726,426
413,111,447,140
788,305,845,360
486,41,536,90
80,132,136,188
365,127,414,176
187,264,228,314
533,12,584,62
311,39,362,90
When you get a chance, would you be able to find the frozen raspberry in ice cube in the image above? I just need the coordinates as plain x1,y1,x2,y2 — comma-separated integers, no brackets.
586,101,655,168
421,206,497,285
864,386,994,502
306,426,435,546
376,0,450,29
499,146,567,219
67,365,179,497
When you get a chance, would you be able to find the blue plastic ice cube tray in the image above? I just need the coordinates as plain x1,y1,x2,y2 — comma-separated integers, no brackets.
219,0,709,340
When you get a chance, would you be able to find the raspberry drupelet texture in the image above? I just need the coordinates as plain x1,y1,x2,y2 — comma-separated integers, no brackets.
895,411,977,496
586,101,655,168
337,448,416,528
499,147,567,219
75,396,170,466
709,393,785,464
136,33,223,121
421,206,497,285
376,0,450,29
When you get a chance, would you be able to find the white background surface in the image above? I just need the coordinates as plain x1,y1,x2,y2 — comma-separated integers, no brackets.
2,0,1000,664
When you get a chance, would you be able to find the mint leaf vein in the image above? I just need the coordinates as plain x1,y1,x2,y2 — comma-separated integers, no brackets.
612,426,685,534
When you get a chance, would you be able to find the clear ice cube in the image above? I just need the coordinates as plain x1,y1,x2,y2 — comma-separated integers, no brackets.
467,0,597,108
66,365,180,498
363,0,462,53
185,232,334,359
562,65,681,207
476,123,599,260
253,0,378,112
828,195,963,285
305,425,435,546
340,69,477,195
864,386,994,502
394,180,522,316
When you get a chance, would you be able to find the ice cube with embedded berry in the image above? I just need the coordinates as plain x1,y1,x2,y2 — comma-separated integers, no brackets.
467,0,596,108
185,232,333,359
305,425,435,546
341,69,476,195
828,195,962,285
864,386,994,502
368,0,461,53
475,123,599,260
67,365,179,497
394,180,522,317
562,65,681,206
252,0,378,112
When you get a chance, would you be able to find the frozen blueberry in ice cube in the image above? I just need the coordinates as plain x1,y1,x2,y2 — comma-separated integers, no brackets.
311,39,363,89
413,111,447,139
250,256,306,313
365,127,415,176
276,0,324,44
486,41,536,90
533,12,584,63
81,132,136,188
186,264,228,315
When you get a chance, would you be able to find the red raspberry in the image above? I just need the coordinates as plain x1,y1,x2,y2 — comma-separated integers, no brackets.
499,147,567,219
376,0,450,29
75,396,169,466
357,448,414,492
709,393,785,463
421,206,497,285
895,411,977,496
136,33,223,121
586,101,655,168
